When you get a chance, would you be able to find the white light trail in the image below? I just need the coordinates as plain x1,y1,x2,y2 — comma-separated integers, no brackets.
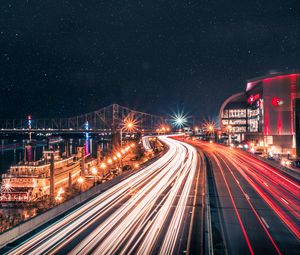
6,136,199,255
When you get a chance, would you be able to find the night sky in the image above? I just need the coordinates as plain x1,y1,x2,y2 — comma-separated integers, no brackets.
1,1,299,120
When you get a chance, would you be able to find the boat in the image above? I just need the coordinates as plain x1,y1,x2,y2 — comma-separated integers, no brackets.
0,150,82,202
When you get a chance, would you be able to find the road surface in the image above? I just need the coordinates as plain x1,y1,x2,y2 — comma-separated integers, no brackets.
185,138,299,255
2,136,200,255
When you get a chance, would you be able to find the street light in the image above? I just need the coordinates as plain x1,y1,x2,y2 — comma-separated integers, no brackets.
127,122,134,129
77,176,84,192
170,111,188,129
91,167,97,186
120,119,137,147
208,125,214,132
4,182,11,190
55,187,65,202
107,158,113,164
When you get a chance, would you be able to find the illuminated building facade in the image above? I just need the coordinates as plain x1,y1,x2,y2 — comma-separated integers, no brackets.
296,99,300,158
220,71,300,156
219,92,248,142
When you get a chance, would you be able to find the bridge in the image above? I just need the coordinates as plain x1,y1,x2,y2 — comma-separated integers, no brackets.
0,104,166,134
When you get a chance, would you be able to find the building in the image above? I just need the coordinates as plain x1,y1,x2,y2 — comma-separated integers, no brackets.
219,71,300,156
219,92,248,142
295,99,300,158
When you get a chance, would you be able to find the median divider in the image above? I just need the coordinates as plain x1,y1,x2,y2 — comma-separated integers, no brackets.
203,152,214,255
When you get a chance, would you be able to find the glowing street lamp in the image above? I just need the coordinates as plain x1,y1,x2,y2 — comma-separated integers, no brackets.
4,182,11,190
91,167,97,186
77,176,84,192
91,166,97,175
107,158,113,164
116,152,123,169
203,122,215,135
126,122,134,129
55,187,65,202
78,176,84,184
170,111,188,129
100,163,107,176
208,125,214,132
175,117,185,127
120,118,137,146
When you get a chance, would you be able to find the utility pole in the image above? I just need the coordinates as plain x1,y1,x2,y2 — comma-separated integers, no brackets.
68,172,72,189
80,147,85,176
97,143,101,169
50,151,54,203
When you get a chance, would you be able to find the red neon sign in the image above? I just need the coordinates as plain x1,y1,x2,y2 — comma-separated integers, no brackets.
272,97,284,107
247,94,260,104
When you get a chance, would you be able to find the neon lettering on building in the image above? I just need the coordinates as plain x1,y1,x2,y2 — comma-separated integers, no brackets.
247,94,260,105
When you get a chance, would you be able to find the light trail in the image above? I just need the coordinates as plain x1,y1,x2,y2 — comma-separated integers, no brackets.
72,137,197,255
217,154,282,255
218,150,300,238
191,139,300,240
212,154,255,255
5,136,199,255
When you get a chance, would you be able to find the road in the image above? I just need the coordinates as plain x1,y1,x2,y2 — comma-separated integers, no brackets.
184,138,299,255
2,136,200,255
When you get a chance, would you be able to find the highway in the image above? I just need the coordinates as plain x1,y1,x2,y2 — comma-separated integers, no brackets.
2,136,199,255
184,138,299,255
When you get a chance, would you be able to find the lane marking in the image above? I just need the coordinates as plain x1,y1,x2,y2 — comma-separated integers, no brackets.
212,154,254,255
261,217,270,229
215,152,282,255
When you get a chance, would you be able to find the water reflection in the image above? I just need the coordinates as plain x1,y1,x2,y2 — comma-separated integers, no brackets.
0,137,110,174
